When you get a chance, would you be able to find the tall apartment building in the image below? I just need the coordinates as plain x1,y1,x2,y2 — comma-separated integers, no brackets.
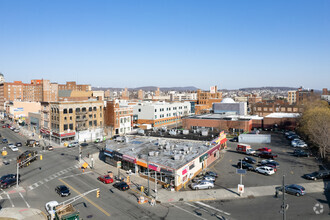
104,100,133,136
287,90,297,104
137,89,144,100
41,100,104,144
195,86,222,114
133,101,191,128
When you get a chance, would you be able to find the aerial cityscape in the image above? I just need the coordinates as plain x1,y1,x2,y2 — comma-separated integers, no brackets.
0,1,329,220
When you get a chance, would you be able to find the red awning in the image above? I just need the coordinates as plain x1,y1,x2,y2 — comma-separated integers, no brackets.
220,138,228,145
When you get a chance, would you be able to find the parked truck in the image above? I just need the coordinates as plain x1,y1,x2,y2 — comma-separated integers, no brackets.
26,139,39,147
17,150,38,168
236,144,256,155
46,201,79,220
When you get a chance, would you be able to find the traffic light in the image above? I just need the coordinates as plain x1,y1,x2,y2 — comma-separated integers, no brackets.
96,189,100,198
40,155,43,160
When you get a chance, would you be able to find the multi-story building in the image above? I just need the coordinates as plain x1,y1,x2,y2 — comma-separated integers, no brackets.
5,101,41,122
121,88,129,100
169,92,197,102
195,86,222,115
137,89,144,100
104,100,133,136
42,100,104,144
213,98,247,115
296,87,315,104
287,90,297,104
321,88,330,103
58,81,91,91
251,100,304,117
133,101,191,128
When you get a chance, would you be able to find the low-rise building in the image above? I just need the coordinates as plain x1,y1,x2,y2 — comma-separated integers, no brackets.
104,132,227,191
212,98,247,115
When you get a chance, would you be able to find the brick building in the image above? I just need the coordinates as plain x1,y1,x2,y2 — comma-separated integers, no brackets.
251,100,304,117
195,86,222,115
58,81,91,91
104,100,133,136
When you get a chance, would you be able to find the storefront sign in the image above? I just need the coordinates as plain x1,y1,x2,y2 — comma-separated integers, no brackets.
160,167,174,175
136,160,147,168
208,146,218,155
112,151,123,159
199,153,208,163
123,155,136,164
182,168,188,175
149,163,160,172
104,148,113,157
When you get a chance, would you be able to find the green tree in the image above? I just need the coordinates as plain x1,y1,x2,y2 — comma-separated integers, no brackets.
298,101,330,160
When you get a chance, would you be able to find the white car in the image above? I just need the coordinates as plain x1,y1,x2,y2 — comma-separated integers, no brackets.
10,146,18,152
8,143,15,149
296,142,307,148
191,180,214,190
255,166,275,175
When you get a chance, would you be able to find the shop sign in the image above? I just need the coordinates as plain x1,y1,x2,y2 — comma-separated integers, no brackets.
199,153,208,163
112,151,123,159
160,167,174,175
149,163,160,172
182,165,189,175
136,160,147,168
123,155,136,164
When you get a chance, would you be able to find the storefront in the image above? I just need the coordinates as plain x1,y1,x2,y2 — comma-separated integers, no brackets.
52,132,76,144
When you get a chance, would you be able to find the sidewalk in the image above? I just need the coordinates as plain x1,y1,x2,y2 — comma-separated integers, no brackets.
0,207,47,220
81,152,330,204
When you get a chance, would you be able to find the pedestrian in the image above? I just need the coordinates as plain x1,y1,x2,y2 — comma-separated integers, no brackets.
275,189,279,198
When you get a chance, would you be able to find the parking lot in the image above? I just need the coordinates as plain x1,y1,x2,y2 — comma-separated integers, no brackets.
186,132,324,190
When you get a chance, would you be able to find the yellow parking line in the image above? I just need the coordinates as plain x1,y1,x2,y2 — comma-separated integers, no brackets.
59,179,110,217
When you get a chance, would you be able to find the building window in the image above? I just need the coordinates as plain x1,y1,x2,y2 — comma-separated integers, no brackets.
89,121,92,126
76,108,80,112
94,120,97,126
64,124,68,130
82,107,86,112
94,114,96,118
155,109,157,112
100,106,102,111
64,117,67,121
93,107,97,111
69,124,73,130
89,107,92,111
69,108,73,113
70,116,72,120
100,113,102,117
89,114,93,119
63,109,68,114
100,121,102,126
138,109,141,112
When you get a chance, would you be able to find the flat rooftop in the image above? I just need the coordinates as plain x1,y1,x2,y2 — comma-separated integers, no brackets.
186,113,263,120
106,136,216,170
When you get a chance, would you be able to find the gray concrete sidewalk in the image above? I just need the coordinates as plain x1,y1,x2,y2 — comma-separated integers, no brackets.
0,207,47,220
82,152,329,204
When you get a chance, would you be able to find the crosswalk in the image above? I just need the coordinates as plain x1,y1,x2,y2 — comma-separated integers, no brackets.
27,164,80,191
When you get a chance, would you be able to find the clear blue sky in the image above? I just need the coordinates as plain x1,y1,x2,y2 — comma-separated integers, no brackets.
0,0,329,90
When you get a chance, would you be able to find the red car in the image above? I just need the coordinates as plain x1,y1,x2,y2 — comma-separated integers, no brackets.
97,175,114,184
257,147,271,152
2,125,5,128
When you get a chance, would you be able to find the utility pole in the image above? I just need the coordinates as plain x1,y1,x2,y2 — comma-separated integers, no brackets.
240,159,243,196
154,170,157,199
147,151,150,196
282,175,287,220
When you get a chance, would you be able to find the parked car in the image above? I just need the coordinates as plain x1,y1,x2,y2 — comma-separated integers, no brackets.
16,142,22,147
97,175,114,184
237,161,254,171
261,160,279,167
0,178,20,189
68,141,79,148
257,147,271,152
10,146,18,152
113,182,130,191
296,142,308,148
2,125,5,128
191,180,214,190
243,157,256,164
255,166,275,175
55,185,71,197
203,175,216,182
95,138,102,143
293,150,310,157
46,145,54,151
8,143,15,148
285,131,295,136
192,175,204,183
14,129,20,133
80,142,88,147
205,171,218,178
257,152,278,159
287,134,300,140
2,138,8,143
276,184,305,197
303,170,330,180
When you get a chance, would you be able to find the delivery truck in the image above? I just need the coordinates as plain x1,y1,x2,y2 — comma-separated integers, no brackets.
236,144,256,155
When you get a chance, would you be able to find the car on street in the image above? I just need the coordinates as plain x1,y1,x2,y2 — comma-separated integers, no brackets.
243,156,256,164
97,175,114,184
191,180,214,190
95,138,102,143
14,129,20,133
276,184,306,197
16,142,22,147
293,150,310,157
257,152,278,159
46,145,54,151
237,161,255,171
68,141,79,148
296,142,308,148
203,175,216,182
257,147,271,152
303,170,330,180
80,142,88,147
8,143,15,148
255,166,275,175
0,178,20,189
55,185,71,197
205,171,218,178
113,181,130,191
2,138,8,143
0,174,20,184
2,125,5,128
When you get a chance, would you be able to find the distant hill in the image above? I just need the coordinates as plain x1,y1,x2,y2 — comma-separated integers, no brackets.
92,86,199,92
239,87,298,92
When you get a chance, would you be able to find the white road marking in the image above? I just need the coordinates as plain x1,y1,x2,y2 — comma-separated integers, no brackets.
44,177,50,182
195,201,231,216
28,186,34,190
6,193,14,207
170,203,207,220
19,192,30,208
38,180,44,185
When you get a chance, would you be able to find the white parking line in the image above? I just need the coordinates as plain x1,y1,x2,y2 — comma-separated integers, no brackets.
19,192,30,208
170,203,207,220
195,201,231,216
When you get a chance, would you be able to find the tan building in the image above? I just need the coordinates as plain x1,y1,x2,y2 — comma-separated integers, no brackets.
46,100,104,144
104,100,133,136
58,81,91,91
121,88,129,100
251,100,303,117
287,90,297,104
137,89,144,100
6,101,41,122
195,86,222,114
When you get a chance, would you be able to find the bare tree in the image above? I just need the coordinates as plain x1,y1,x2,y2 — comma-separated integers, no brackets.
298,101,330,160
